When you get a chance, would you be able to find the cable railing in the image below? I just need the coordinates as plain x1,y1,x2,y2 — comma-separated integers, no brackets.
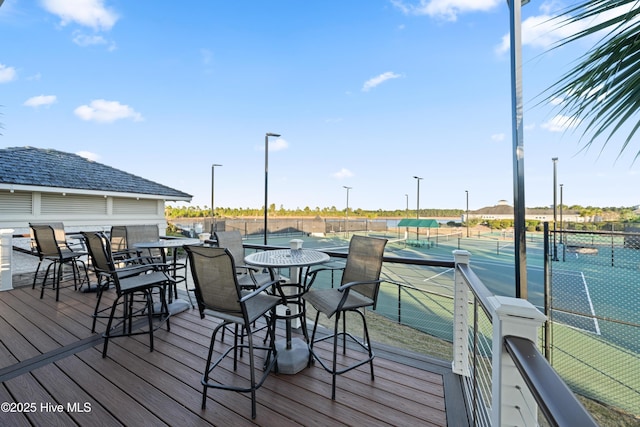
243,241,597,426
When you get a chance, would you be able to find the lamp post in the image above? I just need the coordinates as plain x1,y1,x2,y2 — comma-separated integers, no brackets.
508,0,530,299
465,190,469,238
560,183,564,246
405,193,409,236
264,132,281,245
343,186,352,237
211,163,222,232
413,176,423,241
552,157,558,261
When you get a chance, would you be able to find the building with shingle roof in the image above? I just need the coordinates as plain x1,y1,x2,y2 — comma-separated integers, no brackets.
0,146,191,231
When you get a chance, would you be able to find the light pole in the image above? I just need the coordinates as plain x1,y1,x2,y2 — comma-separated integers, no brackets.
413,176,423,241
211,163,222,232
343,186,352,237
552,157,558,261
560,183,564,246
264,132,281,245
465,190,469,238
508,0,530,299
405,193,409,236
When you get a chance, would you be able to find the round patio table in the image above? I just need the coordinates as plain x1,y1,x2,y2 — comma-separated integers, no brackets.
245,248,330,374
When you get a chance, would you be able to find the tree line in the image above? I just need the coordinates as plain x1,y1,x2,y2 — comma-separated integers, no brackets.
165,204,638,221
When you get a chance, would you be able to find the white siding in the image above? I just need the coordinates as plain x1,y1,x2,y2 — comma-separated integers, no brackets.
112,197,158,215
0,191,32,214
41,193,107,215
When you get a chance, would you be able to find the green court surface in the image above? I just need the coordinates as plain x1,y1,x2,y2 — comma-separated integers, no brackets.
257,232,639,416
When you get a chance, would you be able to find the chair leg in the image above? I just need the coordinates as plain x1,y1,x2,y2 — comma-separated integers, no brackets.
144,290,155,352
40,262,55,299
55,261,64,301
246,328,258,419
359,310,375,381
308,308,376,399
92,278,107,333
102,295,122,358
202,322,226,409
32,260,42,289
331,312,341,400
308,311,321,367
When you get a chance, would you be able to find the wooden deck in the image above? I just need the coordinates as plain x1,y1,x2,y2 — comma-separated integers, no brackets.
0,276,466,426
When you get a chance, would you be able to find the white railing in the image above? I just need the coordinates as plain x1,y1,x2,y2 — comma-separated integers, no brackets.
452,250,597,426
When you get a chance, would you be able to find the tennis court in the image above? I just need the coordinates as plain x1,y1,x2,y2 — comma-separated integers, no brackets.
254,230,640,416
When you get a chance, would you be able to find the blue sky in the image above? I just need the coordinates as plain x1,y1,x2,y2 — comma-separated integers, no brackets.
1,0,638,211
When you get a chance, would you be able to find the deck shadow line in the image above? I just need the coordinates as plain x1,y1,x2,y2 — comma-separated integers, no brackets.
0,333,104,382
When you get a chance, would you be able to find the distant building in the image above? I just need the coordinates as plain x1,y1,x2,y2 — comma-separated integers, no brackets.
463,200,584,223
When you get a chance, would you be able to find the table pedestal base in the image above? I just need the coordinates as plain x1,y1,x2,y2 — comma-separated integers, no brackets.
155,298,191,315
275,337,308,375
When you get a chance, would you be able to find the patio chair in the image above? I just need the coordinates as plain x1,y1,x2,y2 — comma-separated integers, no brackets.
110,224,163,262
214,230,273,289
303,235,388,399
110,224,190,304
82,231,173,358
184,245,281,419
213,230,275,341
29,223,89,301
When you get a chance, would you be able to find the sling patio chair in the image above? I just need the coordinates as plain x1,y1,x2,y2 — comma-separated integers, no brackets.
184,245,282,419
213,230,277,341
30,223,90,301
303,234,388,400
214,230,273,290
82,231,173,358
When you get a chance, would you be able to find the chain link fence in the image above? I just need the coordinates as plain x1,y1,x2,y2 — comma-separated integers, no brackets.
547,225,640,417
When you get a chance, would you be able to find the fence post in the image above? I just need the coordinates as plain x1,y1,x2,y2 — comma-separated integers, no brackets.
452,250,471,376
0,229,15,291
489,296,547,426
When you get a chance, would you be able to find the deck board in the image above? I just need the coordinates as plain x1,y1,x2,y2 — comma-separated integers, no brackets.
0,279,461,426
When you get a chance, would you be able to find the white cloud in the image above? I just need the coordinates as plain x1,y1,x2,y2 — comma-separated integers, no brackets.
391,0,501,22
72,31,116,50
23,95,57,107
491,133,505,142
362,71,401,92
270,138,288,151
541,114,581,132
496,2,638,54
0,64,17,83
74,99,143,123
550,96,564,106
76,151,100,161
41,0,119,31
332,168,354,179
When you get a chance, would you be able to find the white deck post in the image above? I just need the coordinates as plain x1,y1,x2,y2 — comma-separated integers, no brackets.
489,295,546,426
0,229,15,291
452,250,471,376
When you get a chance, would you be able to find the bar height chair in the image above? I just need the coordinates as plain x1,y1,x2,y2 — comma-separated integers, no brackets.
214,230,273,290
184,245,281,419
303,235,388,399
83,232,173,358
30,223,89,301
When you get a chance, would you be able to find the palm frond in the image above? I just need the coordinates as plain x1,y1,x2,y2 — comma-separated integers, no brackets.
545,0,640,159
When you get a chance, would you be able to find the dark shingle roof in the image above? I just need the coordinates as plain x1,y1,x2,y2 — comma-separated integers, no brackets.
0,147,192,200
